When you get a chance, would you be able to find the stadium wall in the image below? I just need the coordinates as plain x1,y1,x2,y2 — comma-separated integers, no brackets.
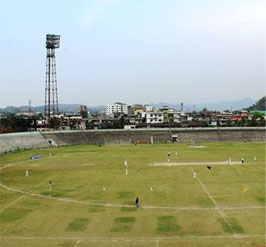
0,132,50,154
0,127,264,154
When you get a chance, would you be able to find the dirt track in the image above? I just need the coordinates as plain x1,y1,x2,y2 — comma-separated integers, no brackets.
151,161,242,166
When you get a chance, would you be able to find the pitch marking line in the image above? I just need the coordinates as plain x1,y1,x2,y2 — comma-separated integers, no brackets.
190,167,238,238
0,158,43,171
0,235,264,241
74,240,81,247
0,194,27,213
0,180,49,213
0,164,12,171
0,182,264,211
198,177,237,237
0,182,45,213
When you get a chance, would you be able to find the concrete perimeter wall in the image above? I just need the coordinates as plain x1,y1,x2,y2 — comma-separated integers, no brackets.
0,127,265,154
0,132,50,154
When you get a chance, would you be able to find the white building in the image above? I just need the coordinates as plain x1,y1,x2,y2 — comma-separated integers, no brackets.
167,109,181,123
144,105,153,112
142,111,164,124
106,102,128,115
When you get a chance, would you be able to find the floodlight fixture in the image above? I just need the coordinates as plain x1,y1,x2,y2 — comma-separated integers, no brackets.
46,34,60,49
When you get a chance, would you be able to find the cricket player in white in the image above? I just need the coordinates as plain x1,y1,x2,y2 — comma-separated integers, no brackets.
124,160,129,175
124,160,128,168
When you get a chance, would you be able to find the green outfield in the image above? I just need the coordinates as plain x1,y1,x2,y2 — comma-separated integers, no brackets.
0,142,265,247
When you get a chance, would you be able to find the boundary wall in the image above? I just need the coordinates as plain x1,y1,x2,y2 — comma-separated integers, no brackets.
0,127,265,154
0,132,50,154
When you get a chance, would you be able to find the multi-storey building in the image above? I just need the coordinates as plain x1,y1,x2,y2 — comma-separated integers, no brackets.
142,110,164,124
159,106,181,123
106,102,128,115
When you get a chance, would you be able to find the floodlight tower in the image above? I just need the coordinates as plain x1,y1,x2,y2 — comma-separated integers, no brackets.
44,34,60,121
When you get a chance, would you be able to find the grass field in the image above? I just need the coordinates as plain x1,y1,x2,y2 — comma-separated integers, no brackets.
0,142,265,247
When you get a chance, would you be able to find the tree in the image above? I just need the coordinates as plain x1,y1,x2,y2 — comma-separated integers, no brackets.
0,114,33,132
81,111,88,119
0,114,16,131
247,96,266,111
50,117,60,129
86,120,94,129
226,119,232,127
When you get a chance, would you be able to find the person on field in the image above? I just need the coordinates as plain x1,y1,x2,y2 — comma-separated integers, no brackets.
25,170,29,176
167,152,171,164
193,171,197,179
241,158,245,164
135,197,139,207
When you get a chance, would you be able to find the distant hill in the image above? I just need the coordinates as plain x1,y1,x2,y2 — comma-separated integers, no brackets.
0,98,256,114
0,104,106,114
247,96,266,111
196,98,255,111
150,98,255,111
0,104,80,114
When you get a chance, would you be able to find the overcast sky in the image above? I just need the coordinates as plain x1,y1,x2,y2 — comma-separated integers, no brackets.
0,0,265,107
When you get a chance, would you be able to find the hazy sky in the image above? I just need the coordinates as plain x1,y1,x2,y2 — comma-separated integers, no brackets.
0,0,265,107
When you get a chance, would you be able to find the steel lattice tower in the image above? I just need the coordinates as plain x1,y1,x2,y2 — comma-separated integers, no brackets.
44,34,60,121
